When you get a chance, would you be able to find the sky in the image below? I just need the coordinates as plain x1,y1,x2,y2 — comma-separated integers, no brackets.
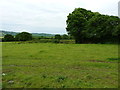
0,0,119,34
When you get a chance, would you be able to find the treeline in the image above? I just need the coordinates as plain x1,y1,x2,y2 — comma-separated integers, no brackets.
2,32,74,43
2,32,32,42
35,34,73,40
66,8,120,44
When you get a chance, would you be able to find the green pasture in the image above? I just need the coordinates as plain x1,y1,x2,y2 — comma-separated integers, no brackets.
2,42,118,88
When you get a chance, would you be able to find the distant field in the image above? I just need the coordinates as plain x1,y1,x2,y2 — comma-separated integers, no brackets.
2,42,118,88
0,37,3,38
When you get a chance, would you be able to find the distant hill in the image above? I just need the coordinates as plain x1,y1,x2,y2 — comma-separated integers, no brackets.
0,30,55,37
32,33,55,37
0,30,18,37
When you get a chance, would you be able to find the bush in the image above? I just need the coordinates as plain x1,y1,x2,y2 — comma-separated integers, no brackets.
15,32,32,41
62,34,69,39
3,34,14,41
52,39,60,43
54,34,61,40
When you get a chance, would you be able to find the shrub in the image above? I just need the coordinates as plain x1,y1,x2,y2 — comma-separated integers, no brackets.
3,34,14,41
15,32,32,41
52,39,60,43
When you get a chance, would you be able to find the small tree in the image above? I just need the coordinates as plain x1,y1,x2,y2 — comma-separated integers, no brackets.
15,32,32,41
53,34,62,43
4,34,14,41
54,34,61,40
62,34,69,39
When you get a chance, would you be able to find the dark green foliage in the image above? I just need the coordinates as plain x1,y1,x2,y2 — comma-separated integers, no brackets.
66,8,94,43
66,8,120,43
53,34,62,43
3,34,14,41
54,34,62,40
15,32,32,41
85,15,120,43
62,34,69,39
52,39,60,43
38,36,45,39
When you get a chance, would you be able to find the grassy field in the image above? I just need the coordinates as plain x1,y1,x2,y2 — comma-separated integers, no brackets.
2,42,118,88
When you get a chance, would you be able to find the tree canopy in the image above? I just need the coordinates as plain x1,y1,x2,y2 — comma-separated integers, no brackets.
66,8,120,43
62,34,69,39
15,32,32,41
3,34,14,41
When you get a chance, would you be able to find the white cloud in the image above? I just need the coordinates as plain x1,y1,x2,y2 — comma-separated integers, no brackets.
0,0,119,33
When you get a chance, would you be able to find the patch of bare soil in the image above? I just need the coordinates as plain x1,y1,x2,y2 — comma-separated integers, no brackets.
88,60,117,63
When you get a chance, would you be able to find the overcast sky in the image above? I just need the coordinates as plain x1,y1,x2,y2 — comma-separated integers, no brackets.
0,0,119,34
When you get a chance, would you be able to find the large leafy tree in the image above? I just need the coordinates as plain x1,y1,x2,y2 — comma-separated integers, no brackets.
66,8,120,43
86,15,120,43
15,32,32,41
66,8,94,43
113,22,120,43
85,14,109,43
104,16,120,43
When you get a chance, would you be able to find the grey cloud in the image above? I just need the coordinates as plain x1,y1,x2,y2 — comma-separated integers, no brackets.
0,0,119,33
1,23,67,34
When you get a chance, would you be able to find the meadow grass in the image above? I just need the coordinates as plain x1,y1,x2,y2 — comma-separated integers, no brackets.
2,42,118,88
